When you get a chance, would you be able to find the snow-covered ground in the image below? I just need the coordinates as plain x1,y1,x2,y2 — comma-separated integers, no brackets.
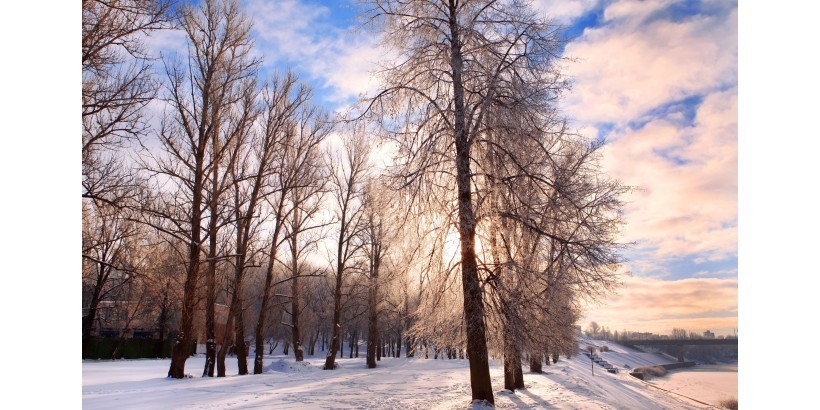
83,341,732,409
648,364,738,406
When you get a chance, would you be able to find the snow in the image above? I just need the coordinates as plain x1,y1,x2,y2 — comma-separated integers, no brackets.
83,341,734,409
648,364,738,405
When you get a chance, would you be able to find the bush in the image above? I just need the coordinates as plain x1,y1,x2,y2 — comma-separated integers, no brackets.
599,345,609,352
643,366,666,377
718,397,738,410
632,365,667,380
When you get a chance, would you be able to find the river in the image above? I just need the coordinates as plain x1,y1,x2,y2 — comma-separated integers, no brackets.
647,363,738,406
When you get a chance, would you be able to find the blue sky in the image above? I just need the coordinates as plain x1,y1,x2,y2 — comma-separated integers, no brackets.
147,0,738,336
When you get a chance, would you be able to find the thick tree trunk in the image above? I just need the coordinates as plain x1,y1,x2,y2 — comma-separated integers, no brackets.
202,256,217,377
366,248,380,368
168,147,204,379
217,311,235,377
323,251,345,369
203,145,220,377
168,234,201,378
530,353,543,373
376,335,382,361
234,305,248,374
447,1,493,404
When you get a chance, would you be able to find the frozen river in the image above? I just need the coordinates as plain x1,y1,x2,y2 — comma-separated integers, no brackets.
647,363,738,406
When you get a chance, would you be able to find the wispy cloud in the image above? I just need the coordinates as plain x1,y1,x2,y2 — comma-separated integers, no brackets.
531,0,602,25
603,88,737,261
247,0,384,106
584,276,738,335
564,0,737,124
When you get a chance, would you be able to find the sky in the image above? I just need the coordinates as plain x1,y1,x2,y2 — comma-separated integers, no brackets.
8,0,820,404
143,0,739,337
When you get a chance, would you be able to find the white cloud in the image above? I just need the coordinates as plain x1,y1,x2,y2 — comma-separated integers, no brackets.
530,0,602,25
563,1,737,124
247,0,385,106
558,0,738,266
602,88,737,261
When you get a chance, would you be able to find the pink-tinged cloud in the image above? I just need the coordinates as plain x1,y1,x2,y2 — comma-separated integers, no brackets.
602,88,737,261
564,1,737,124
583,275,738,336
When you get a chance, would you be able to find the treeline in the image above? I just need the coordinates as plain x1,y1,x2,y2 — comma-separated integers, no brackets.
585,322,738,341
82,0,627,404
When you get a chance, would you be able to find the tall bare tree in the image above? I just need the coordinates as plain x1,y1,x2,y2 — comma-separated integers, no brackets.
140,0,259,379
324,132,370,370
282,106,332,363
361,0,571,403
251,73,317,374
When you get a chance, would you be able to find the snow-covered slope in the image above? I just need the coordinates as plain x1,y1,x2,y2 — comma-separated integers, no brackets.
82,341,722,409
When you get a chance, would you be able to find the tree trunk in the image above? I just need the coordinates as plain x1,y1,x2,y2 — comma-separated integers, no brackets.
234,305,248,374
290,217,304,362
253,204,285,374
168,234,201,378
447,1,493,403
366,249,380,368
203,142,220,377
323,252,345,370
217,312,235,377
530,353,543,373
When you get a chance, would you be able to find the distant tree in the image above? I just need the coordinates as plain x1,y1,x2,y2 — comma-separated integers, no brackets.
588,322,601,339
324,131,369,370
672,328,688,339
251,73,319,374
82,200,142,356
282,108,331,362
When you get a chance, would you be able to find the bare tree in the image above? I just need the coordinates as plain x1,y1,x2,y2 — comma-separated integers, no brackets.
139,0,259,379
251,73,317,374
324,132,370,370
282,106,332,363
82,0,171,205
360,0,572,403
82,200,142,357
363,182,400,369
